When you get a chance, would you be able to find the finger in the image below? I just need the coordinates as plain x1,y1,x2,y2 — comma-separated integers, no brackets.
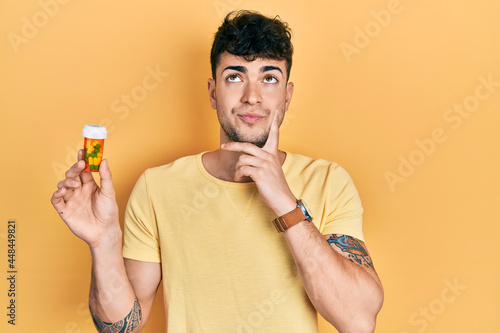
234,165,256,182
235,154,264,169
221,142,265,157
51,188,67,213
263,109,280,153
98,159,116,198
79,166,94,184
58,178,82,190
56,179,79,202
76,149,95,184
65,158,86,181
64,159,93,185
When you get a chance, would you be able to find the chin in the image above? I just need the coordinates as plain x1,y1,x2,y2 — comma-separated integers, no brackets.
238,135,268,148
221,124,268,147
252,140,267,148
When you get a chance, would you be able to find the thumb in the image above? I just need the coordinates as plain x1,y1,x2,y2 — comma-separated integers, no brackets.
98,159,116,198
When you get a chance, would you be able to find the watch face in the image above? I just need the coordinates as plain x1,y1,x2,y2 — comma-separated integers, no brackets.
299,200,313,221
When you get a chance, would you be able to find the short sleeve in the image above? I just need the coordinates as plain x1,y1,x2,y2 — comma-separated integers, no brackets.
320,165,364,242
122,171,161,262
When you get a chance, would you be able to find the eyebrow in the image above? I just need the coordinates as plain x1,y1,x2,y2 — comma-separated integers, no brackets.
222,65,247,74
222,65,283,75
261,66,283,75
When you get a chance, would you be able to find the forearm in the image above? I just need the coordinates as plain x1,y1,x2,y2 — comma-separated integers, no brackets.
284,222,383,333
88,227,142,331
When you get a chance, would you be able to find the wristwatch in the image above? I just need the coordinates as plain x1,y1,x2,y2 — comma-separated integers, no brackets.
272,199,313,233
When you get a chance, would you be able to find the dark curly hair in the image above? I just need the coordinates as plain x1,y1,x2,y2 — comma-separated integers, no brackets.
210,10,293,81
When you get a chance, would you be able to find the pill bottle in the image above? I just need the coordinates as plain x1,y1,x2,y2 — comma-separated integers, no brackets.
82,125,107,172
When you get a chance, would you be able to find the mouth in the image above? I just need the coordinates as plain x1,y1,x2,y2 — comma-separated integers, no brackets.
238,114,264,123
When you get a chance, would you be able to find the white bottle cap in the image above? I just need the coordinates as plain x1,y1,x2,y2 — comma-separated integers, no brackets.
82,125,107,139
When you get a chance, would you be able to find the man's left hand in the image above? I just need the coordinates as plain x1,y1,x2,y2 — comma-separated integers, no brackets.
221,110,297,216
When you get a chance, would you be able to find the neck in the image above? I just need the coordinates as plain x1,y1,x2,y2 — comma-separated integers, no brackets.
202,148,286,183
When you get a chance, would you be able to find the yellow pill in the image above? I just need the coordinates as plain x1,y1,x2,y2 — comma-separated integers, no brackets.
97,152,103,158
94,157,101,165
89,157,94,165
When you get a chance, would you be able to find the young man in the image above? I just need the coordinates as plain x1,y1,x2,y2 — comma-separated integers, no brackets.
51,10,383,333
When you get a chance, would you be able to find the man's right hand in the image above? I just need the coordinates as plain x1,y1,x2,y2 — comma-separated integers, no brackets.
51,150,160,332
51,149,120,249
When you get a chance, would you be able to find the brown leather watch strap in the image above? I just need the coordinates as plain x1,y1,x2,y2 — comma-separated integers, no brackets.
272,206,306,233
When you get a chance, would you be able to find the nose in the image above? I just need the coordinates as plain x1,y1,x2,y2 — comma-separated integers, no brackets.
241,81,261,105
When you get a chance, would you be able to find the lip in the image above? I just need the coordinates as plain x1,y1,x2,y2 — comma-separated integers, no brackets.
238,114,264,123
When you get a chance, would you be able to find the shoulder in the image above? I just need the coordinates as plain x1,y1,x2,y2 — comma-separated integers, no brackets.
283,152,353,182
142,152,203,182
128,153,204,201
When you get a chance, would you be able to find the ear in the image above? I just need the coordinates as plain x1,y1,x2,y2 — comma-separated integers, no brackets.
284,81,294,112
207,78,217,109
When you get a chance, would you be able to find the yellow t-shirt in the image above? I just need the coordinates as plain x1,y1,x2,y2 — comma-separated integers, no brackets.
123,152,364,333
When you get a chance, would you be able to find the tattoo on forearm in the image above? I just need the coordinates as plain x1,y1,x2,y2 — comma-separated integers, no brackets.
90,297,142,333
327,234,375,269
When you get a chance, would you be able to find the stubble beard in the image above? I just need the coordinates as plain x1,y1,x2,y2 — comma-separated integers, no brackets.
218,107,270,148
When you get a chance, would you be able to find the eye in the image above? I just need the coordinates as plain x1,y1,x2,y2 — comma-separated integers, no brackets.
264,75,278,83
226,74,242,82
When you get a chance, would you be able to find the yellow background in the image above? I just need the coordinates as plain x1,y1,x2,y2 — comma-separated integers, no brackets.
1,0,499,332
